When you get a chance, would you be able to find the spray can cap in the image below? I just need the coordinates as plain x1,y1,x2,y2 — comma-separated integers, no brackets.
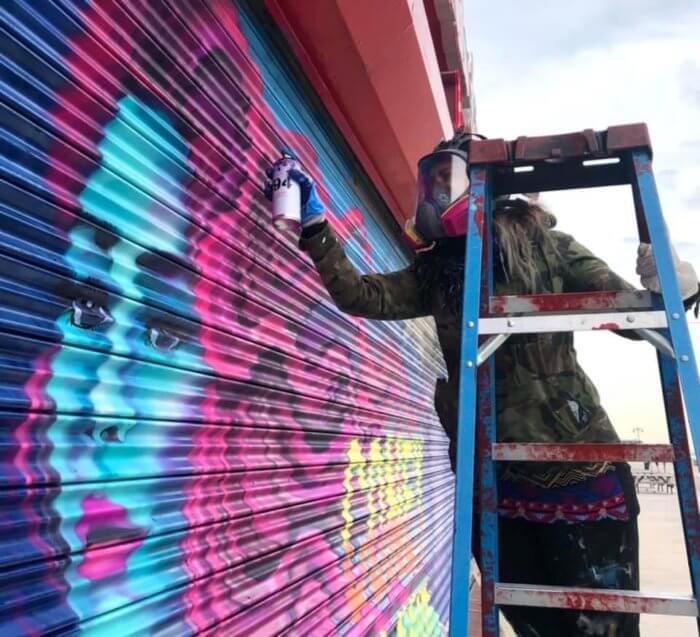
280,148,297,160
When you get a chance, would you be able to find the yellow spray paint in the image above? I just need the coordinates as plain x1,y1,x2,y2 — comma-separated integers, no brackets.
339,435,426,625
378,580,446,637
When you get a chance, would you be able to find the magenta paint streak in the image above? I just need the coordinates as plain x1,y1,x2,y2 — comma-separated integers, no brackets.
74,495,146,581
14,347,66,611
183,3,341,630
179,3,392,632
46,0,139,233
16,347,59,485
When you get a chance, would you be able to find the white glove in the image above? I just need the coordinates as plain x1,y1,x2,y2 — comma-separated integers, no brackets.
636,243,699,299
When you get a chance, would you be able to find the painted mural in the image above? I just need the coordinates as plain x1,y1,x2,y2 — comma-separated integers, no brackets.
0,0,452,634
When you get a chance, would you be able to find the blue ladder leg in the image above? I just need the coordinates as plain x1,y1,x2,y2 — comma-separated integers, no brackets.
658,351,700,631
449,165,490,637
477,182,500,637
632,149,700,619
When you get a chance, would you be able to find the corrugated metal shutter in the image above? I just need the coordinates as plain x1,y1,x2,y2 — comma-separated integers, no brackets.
0,1,454,634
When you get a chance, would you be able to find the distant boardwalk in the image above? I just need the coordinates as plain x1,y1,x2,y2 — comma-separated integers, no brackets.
630,461,676,494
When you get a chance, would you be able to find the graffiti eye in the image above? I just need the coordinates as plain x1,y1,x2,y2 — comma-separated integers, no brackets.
71,299,113,329
147,327,180,352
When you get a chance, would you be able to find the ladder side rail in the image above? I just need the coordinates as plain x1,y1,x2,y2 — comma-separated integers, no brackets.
626,150,651,244
632,148,700,623
448,164,490,637
477,179,500,637
631,150,700,411
658,346,700,629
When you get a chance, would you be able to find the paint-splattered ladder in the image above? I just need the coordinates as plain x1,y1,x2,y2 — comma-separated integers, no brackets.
449,124,700,636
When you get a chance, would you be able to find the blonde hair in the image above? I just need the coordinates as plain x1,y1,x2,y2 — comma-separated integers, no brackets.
492,197,557,293
415,197,558,313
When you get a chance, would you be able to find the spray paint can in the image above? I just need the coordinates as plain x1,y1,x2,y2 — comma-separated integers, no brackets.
271,153,302,231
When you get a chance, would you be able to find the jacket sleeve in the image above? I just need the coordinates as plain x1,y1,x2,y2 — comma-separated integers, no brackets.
554,231,700,312
299,221,431,320
553,231,635,293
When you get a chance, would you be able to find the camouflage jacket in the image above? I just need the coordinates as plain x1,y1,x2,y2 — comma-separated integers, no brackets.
300,221,635,488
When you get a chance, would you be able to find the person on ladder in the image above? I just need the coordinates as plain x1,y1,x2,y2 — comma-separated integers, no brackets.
265,131,700,636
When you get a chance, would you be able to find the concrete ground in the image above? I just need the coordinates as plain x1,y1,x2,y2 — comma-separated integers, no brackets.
637,491,696,636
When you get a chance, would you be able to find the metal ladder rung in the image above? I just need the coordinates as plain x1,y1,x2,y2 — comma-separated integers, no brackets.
492,443,675,463
489,290,654,315
495,584,697,617
479,310,667,335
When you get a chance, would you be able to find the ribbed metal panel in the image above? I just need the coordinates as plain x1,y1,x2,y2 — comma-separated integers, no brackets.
0,1,453,635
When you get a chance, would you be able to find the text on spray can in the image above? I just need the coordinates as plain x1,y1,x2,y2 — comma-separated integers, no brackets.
271,157,302,231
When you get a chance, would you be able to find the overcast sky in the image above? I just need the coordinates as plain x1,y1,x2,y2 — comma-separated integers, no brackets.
464,0,700,443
